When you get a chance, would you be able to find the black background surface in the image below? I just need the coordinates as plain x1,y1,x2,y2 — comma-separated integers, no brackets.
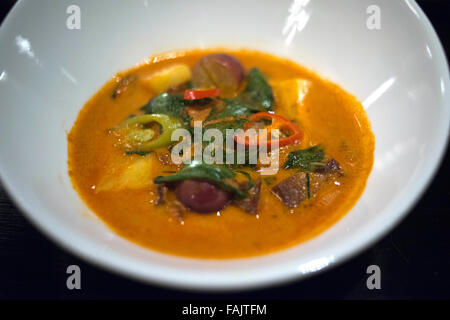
0,0,449,300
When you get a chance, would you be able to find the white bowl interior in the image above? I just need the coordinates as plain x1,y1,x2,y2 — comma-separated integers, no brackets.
0,0,448,290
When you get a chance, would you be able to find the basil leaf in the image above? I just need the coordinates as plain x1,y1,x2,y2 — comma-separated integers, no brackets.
208,99,253,120
283,146,325,171
238,68,274,111
141,93,190,126
154,162,246,199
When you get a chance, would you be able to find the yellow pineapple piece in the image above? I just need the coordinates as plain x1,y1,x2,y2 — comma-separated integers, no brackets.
96,156,154,192
271,78,311,118
143,64,192,94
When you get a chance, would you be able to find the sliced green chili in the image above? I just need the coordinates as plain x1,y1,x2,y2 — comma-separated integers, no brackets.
119,114,182,152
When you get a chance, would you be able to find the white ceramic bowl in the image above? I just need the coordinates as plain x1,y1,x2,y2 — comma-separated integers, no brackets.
0,0,448,290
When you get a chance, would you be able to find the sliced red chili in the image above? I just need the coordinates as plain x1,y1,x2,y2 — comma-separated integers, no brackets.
234,112,303,148
184,89,221,100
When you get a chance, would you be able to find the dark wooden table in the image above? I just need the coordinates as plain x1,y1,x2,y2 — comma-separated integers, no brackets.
1,0,449,300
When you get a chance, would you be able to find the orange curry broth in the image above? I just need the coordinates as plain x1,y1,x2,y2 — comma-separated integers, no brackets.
68,49,374,259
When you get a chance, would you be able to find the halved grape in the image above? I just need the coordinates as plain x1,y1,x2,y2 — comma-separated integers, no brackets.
192,54,245,96
175,179,232,213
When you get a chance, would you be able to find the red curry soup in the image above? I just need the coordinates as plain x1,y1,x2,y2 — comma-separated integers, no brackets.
68,49,374,259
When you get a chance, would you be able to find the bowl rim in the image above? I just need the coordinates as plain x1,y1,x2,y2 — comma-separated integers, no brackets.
0,0,449,291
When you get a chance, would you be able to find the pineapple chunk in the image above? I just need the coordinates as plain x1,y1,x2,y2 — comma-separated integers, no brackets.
96,157,154,192
143,64,191,94
117,157,153,190
271,78,311,118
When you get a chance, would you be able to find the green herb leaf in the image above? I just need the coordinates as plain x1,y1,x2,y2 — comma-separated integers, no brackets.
141,93,191,126
208,99,253,120
154,162,246,199
283,145,325,171
238,68,274,112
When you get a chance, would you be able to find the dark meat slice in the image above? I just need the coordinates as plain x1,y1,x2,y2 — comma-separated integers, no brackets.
271,173,308,208
315,158,342,175
272,159,342,208
235,179,262,214
326,159,341,173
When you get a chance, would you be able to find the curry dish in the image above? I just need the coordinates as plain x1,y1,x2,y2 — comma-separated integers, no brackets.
68,49,374,259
